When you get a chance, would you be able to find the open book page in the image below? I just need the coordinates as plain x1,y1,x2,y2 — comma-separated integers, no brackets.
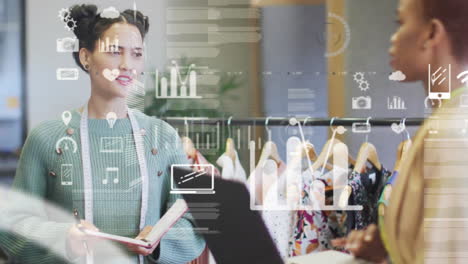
143,199,189,243
83,199,189,249
82,230,151,247
287,250,371,264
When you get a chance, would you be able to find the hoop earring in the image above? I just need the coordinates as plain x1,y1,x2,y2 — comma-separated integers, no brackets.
84,64,90,71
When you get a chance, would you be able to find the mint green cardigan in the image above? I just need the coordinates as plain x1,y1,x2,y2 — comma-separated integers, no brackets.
0,110,205,263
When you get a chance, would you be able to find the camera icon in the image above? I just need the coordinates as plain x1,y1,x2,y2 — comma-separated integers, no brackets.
352,96,372,110
57,37,79,52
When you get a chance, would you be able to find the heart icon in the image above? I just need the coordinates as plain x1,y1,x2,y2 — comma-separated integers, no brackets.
103,68,120,81
391,123,405,134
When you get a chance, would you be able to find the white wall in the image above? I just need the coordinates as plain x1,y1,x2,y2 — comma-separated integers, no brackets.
26,0,167,130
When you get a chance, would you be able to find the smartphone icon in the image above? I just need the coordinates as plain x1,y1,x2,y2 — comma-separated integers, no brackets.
61,164,73,186
428,64,451,100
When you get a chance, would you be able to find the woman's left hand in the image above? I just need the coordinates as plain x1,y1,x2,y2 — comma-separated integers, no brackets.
126,226,159,256
331,224,388,263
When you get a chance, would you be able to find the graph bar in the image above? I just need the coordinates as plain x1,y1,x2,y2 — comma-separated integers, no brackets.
263,162,278,208
217,123,220,150
155,69,159,98
180,84,187,97
161,77,168,98
237,128,241,149
249,140,256,210
171,67,177,97
190,70,197,97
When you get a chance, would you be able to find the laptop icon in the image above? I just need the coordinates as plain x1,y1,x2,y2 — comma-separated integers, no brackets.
174,167,284,264
170,164,215,194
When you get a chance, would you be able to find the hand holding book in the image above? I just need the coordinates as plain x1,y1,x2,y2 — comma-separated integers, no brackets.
126,226,159,256
66,220,100,259
80,199,189,250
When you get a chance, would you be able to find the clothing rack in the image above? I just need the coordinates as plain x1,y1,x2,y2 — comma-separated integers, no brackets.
162,117,424,126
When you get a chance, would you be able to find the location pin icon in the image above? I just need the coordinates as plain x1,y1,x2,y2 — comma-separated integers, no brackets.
62,111,72,126
106,112,117,128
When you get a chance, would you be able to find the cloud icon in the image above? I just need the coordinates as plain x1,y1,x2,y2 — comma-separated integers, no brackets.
389,70,406,81
101,7,120,19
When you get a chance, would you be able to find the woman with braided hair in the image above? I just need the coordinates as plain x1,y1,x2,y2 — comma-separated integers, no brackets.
0,4,205,264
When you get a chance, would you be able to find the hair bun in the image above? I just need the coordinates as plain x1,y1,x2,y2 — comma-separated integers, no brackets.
68,4,98,39
122,9,149,35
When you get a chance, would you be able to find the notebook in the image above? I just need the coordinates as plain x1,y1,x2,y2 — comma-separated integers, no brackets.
82,199,188,249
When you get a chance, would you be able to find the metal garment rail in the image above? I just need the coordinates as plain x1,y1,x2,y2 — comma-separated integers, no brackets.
161,117,424,126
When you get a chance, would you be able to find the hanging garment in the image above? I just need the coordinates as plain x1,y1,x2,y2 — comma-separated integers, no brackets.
318,167,351,241
188,247,210,264
261,160,295,260
289,165,354,257
247,158,287,206
346,166,391,231
377,170,398,253
216,150,247,182
188,150,221,177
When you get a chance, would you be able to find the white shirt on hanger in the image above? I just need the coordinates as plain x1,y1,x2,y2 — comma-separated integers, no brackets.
216,150,247,182
262,166,295,260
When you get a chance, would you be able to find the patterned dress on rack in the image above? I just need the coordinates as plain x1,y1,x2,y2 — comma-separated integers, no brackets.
346,166,392,231
289,169,348,256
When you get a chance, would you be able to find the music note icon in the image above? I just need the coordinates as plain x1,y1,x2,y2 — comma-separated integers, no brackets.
104,167,119,184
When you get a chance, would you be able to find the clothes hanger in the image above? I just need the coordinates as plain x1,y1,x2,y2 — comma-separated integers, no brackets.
296,117,335,172
394,118,412,172
353,117,382,174
301,117,318,162
181,117,197,160
288,117,322,178
311,117,352,173
337,118,382,203
225,116,236,162
259,117,281,165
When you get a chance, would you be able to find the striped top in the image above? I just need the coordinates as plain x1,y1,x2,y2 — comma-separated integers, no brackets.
0,109,205,263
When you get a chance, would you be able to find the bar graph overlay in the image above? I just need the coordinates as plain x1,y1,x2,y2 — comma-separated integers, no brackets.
98,37,119,53
387,96,407,110
155,61,202,99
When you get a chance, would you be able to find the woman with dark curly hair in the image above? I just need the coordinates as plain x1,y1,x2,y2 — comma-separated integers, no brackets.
332,0,468,263
0,4,205,264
